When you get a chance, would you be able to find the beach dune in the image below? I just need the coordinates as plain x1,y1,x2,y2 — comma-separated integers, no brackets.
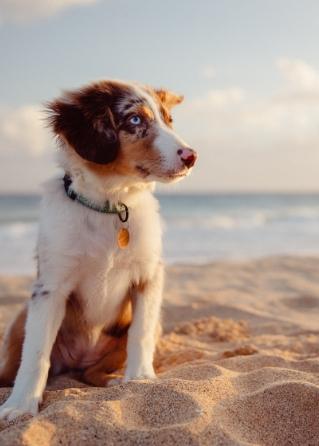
1,256,319,445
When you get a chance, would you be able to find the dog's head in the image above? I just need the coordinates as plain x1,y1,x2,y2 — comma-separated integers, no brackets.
47,80,197,183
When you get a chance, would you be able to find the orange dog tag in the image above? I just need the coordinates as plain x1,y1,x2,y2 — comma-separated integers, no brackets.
117,228,130,249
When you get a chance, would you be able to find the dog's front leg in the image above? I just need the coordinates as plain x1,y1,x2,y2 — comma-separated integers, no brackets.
0,284,69,421
124,264,163,382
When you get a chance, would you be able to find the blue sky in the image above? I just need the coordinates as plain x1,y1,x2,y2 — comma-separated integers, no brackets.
1,0,319,192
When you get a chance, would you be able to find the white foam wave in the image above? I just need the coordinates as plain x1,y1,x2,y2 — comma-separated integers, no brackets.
1,197,319,274
166,207,319,230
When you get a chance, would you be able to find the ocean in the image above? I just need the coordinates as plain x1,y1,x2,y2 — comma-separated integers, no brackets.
0,193,318,275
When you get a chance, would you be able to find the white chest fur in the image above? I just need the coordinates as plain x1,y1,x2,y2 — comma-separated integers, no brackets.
38,177,162,328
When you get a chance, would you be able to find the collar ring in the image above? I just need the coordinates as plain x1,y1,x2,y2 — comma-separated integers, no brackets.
118,203,129,223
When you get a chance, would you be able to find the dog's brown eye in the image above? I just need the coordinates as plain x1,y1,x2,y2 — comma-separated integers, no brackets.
129,115,141,125
169,116,173,124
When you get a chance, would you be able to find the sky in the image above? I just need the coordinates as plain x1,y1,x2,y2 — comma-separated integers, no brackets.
0,0,319,193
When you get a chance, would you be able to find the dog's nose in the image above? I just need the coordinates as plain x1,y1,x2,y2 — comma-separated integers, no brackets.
177,148,197,168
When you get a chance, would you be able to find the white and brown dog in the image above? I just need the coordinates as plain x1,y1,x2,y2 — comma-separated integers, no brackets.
0,80,197,420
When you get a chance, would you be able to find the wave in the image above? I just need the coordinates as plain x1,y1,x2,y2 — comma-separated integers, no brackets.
0,223,38,275
166,207,319,230
0,222,37,239
1,195,319,274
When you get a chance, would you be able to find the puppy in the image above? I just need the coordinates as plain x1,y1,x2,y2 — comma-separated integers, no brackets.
0,80,197,420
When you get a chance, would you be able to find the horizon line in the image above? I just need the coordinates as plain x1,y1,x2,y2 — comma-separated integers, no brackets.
1,190,319,197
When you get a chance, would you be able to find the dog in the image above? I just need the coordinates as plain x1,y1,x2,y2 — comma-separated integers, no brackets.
0,79,197,421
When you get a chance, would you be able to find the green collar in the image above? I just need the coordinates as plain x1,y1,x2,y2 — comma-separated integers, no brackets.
63,175,129,222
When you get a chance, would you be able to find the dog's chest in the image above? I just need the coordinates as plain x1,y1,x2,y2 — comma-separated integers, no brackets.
75,204,161,327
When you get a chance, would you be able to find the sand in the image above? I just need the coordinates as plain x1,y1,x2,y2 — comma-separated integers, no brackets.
1,256,319,445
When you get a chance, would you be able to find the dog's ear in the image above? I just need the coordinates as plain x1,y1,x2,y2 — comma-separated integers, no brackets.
154,89,184,110
47,89,119,165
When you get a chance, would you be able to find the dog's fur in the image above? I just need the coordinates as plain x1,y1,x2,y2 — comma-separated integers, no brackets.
0,80,197,420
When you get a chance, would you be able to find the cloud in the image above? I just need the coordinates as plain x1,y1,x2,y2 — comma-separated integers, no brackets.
1,58,319,192
0,0,97,24
0,105,51,156
275,58,319,105
174,58,319,191
192,87,244,109
277,58,319,90
0,104,57,192
180,58,319,150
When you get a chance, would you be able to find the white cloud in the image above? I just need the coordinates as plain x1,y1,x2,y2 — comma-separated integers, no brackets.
275,58,319,105
1,58,319,192
192,87,245,109
0,0,97,24
277,58,319,90
0,105,51,156
180,58,319,150
175,58,319,191
0,104,56,192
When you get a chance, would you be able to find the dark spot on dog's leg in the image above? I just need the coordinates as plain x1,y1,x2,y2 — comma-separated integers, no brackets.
31,285,49,300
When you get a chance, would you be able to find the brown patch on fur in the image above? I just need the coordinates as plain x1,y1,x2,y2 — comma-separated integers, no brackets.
48,80,162,179
81,335,127,386
117,132,163,178
50,293,88,370
0,293,132,387
88,115,161,179
47,80,184,179
0,308,26,386
135,104,154,121
106,297,132,338
118,104,154,140
83,142,162,178
152,88,184,127
50,292,132,380
47,81,131,165
118,99,154,122
154,89,184,110
161,106,173,127
117,97,144,114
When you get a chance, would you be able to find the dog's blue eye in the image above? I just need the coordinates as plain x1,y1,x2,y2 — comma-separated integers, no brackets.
129,115,141,125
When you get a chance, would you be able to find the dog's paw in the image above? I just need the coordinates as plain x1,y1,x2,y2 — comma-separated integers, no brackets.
0,396,39,421
107,377,123,387
124,367,156,383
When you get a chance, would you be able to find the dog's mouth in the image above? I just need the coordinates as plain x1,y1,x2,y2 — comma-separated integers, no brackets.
135,164,188,182
166,171,187,180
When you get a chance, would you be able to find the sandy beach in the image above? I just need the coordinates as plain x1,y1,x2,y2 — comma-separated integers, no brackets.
0,256,319,445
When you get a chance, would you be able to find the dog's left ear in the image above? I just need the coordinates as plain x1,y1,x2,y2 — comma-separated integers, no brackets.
154,89,184,110
46,86,120,165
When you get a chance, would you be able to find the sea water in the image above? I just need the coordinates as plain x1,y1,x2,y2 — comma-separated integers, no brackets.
0,193,319,275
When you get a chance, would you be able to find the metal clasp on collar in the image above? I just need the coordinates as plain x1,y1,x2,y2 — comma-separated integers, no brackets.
118,203,129,223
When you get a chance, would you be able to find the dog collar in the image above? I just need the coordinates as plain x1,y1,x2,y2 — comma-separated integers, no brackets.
63,175,129,223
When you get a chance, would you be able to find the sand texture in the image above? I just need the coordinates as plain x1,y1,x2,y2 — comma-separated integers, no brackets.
1,256,319,445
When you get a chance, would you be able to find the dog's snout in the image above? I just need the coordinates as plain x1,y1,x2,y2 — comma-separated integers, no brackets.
177,148,197,169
